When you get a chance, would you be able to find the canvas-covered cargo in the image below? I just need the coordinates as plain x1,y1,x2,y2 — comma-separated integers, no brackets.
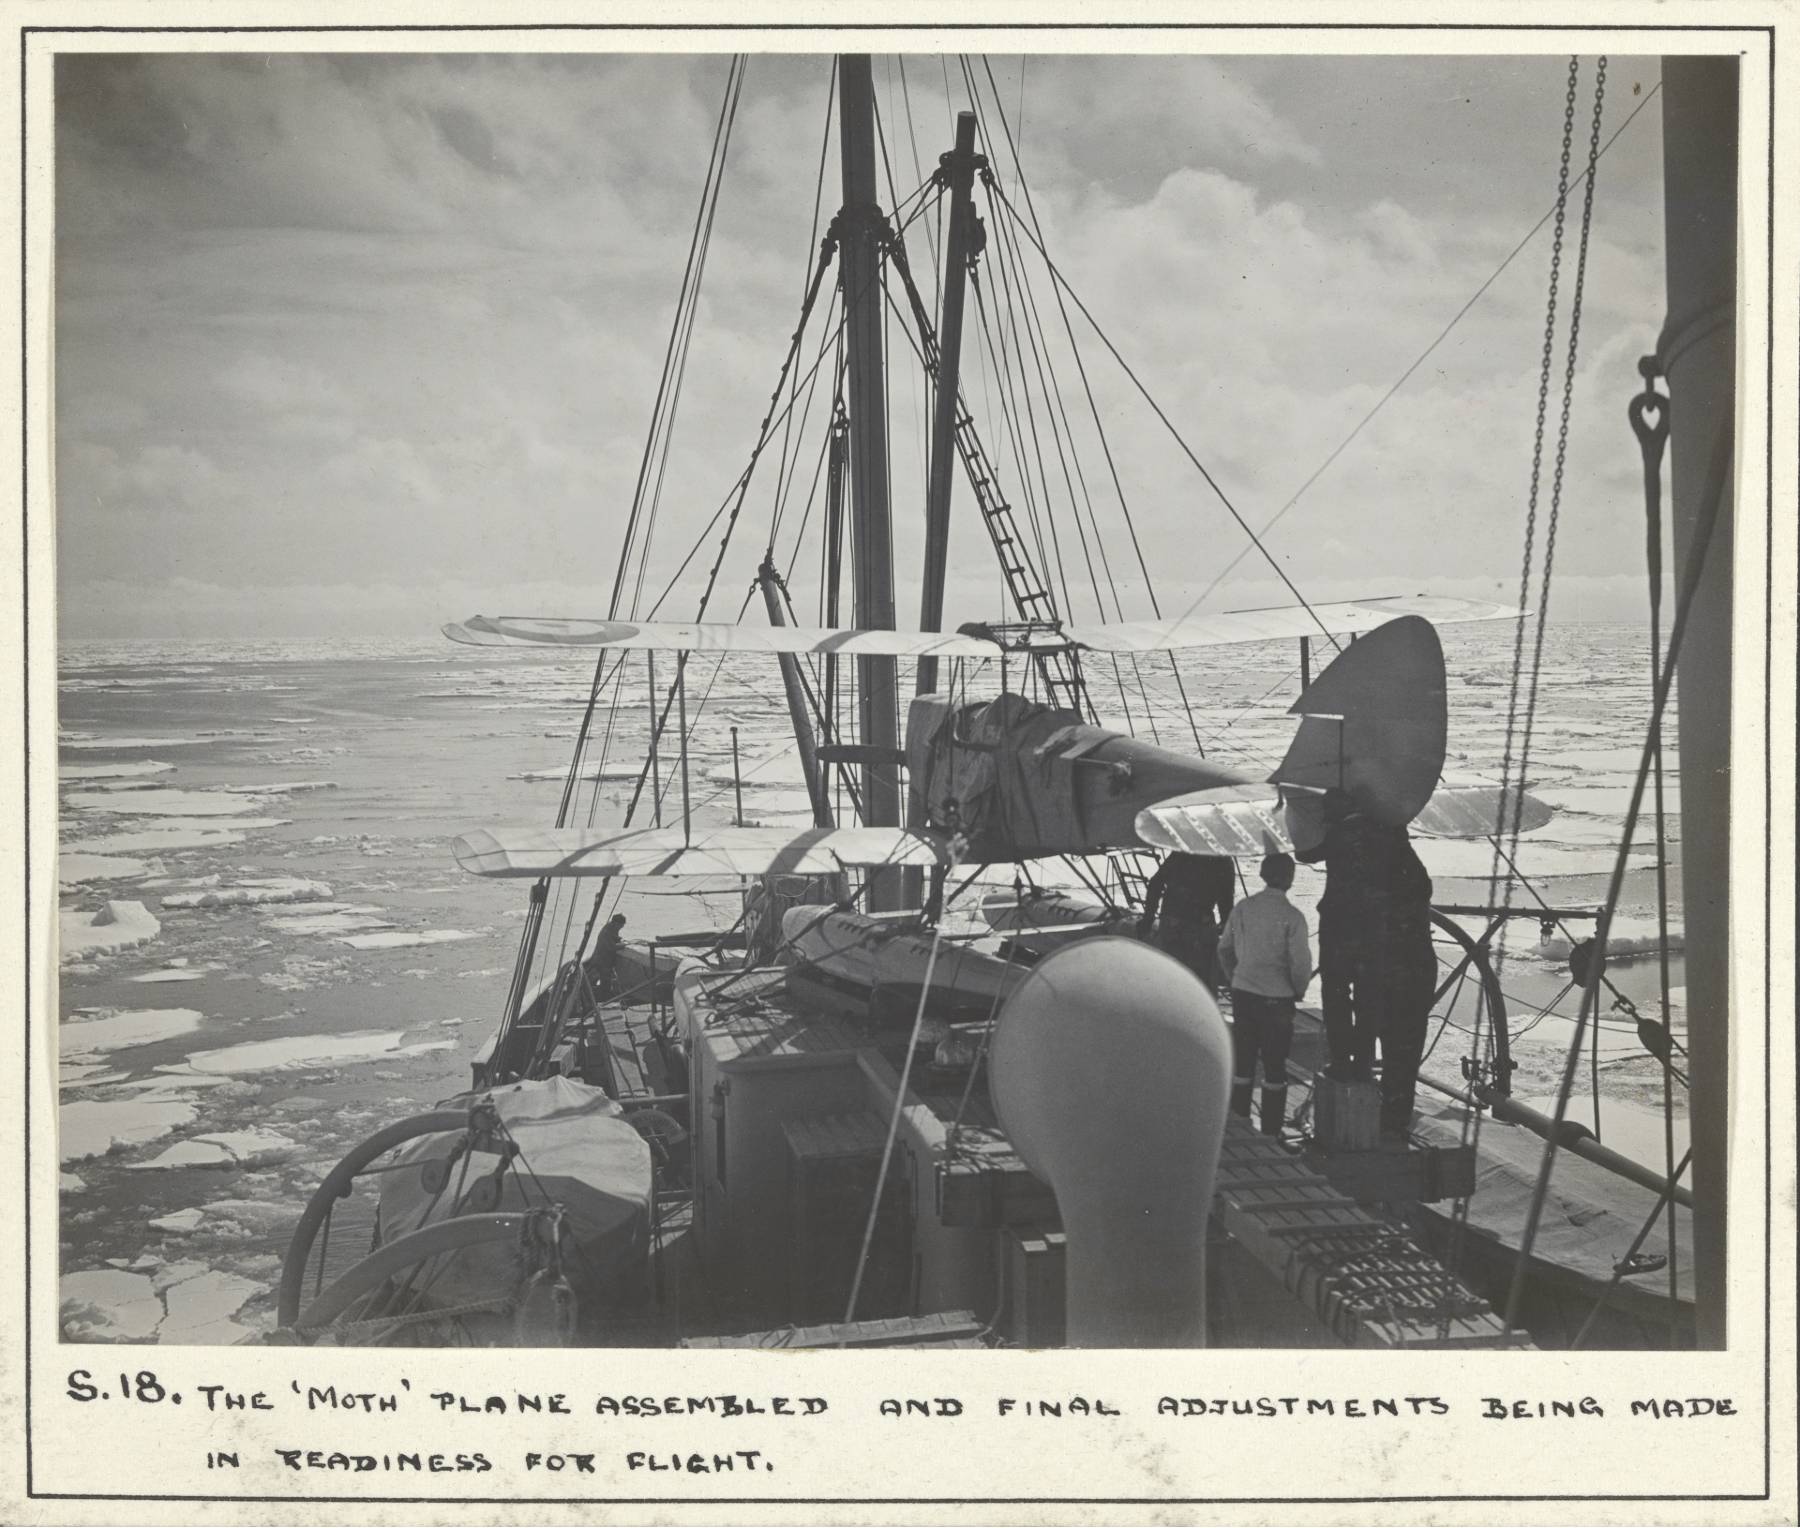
378,1076,653,1309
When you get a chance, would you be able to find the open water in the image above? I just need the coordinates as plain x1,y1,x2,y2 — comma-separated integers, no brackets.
53,622,1690,1342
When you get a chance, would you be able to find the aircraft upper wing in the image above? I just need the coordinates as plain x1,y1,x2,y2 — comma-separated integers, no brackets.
1062,595,1521,654
444,615,997,658
446,595,1519,658
452,824,947,879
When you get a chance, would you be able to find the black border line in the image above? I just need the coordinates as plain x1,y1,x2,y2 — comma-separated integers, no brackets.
19,19,1784,1512
18,16,30,1507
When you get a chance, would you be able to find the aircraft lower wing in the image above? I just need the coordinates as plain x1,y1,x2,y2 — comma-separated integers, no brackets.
452,825,947,879
1134,782,1554,857
445,595,1519,659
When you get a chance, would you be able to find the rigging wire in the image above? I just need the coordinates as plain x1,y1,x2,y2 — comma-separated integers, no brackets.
620,56,747,624
985,179,1343,652
970,57,1176,744
501,57,747,1047
968,240,1067,610
1447,56,1604,1336
766,61,838,559
1174,79,1665,621
1501,409,1731,1337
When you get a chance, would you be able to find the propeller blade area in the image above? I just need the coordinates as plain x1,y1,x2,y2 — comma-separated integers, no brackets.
1135,782,1555,855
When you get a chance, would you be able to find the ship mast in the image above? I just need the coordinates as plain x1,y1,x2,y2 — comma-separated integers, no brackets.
835,54,903,909
1658,55,1735,1349
915,109,982,697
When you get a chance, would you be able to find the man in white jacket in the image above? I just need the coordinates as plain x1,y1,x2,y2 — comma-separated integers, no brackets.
1217,852,1315,1137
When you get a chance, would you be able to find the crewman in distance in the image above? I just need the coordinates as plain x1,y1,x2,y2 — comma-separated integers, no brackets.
1217,852,1314,1136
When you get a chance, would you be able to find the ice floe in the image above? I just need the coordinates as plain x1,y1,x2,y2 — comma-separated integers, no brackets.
58,852,153,885
171,1029,457,1076
59,1060,128,1090
62,1006,204,1057
1537,916,1683,962
195,1198,300,1236
339,928,479,951
61,1097,197,1162
224,780,336,794
59,1263,262,1344
60,1269,165,1341
162,877,331,908
65,788,266,817
60,760,175,781
128,965,209,984
127,1128,298,1171
60,735,204,751
60,900,161,960
64,825,248,855
509,763,643,782
148,1207,205,1234
1416,838,1655,880
158,1269,262,1343
264,907,394,936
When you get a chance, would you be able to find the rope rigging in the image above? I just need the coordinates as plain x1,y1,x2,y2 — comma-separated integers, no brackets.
970,57,1203,751
981,174,1343,653
1501,408,1730,1337
1176,78,1665,621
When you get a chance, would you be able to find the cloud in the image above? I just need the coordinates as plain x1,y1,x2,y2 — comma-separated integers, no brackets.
51,52,1670,643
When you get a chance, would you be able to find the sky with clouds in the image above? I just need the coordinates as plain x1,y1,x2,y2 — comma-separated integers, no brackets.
54,50,1671,640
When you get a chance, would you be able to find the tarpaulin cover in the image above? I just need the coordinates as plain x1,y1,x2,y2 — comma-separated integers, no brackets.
378,1076,653,1307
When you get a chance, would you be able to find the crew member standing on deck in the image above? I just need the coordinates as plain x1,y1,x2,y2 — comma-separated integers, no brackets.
1294,790,1438,1137
1375,831,1436,1139
589,912,628,1000
1294,790,1381,1080
1136,851,1236,993
1217,852,1313,1136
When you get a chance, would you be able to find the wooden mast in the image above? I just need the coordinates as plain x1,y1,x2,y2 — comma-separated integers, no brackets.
1658,55,1735,1349
836,54,902,909
915,110,981,697
758,557,834,829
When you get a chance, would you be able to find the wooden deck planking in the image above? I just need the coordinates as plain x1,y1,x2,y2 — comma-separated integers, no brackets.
1211,1116,1528,1349
595,1006,674,1100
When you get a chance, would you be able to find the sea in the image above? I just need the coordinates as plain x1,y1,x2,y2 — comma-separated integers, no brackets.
52,621,1690,1343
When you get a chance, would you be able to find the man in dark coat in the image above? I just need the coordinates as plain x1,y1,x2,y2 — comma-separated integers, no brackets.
589,912,628,1001
1296,791,1437,1136
1137,852,1236,994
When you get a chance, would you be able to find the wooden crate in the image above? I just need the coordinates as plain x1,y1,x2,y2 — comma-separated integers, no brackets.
1003,1224,1067,1348
783,1111,912,1326
1313,1076,1382,1152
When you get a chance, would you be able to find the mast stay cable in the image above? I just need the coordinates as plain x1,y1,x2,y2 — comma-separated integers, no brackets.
1443,55,1604,1335
1176,80,1664,622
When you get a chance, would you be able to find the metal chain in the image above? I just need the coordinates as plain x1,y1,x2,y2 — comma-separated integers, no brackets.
1445,56,1593,1340
1492,56,1581,875
1492,57,1611,1343
1508,56,1609,872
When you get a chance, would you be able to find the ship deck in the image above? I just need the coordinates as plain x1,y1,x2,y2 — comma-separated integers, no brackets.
619,980,1529,1350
